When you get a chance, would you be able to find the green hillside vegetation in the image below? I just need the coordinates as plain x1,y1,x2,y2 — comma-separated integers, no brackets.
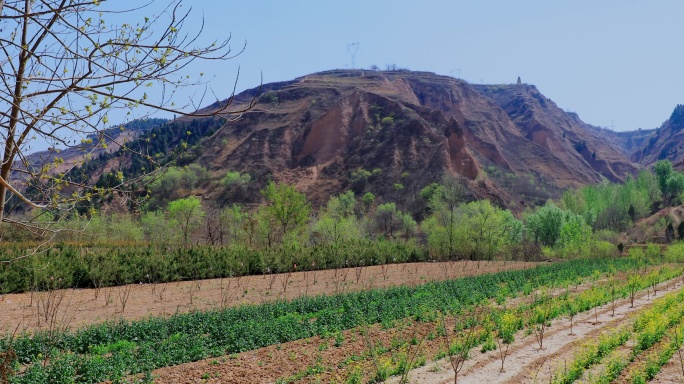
4,160,684,294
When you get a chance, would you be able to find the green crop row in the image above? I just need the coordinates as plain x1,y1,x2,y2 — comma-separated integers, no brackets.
552,286,684,384
0,258,671,383
618,290,684,383
625,323,684,383
381,264,681,384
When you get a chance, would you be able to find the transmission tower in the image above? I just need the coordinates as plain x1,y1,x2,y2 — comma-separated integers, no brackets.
347,42,359,69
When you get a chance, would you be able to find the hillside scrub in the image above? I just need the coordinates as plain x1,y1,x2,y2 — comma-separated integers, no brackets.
5,161,684,275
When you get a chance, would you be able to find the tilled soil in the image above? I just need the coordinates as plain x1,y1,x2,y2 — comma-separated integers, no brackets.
146,273,682,384
652,345,684,384
0,260,540,333
387,281,678,384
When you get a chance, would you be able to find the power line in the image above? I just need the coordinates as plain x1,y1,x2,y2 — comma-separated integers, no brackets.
347,42,359,69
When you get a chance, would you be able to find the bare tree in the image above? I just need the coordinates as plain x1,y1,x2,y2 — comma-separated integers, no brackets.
0,0,257,232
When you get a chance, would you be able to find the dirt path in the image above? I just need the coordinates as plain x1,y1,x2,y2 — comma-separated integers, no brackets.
386,279,682,384
0,260,540,333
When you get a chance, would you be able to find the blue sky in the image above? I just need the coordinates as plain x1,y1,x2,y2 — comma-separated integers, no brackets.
130,1,684,132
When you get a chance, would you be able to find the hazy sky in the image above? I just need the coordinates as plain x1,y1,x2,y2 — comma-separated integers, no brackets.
103,1,683,133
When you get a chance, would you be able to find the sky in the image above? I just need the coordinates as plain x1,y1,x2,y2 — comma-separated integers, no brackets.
28,0,683,148
154,0,680,133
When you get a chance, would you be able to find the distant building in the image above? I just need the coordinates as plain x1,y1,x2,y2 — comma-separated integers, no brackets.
517,76,521,85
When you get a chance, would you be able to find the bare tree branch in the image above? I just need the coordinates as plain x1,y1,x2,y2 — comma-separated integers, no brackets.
0,0,258,227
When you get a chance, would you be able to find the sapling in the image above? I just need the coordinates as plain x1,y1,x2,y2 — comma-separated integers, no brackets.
530,294,552,350
441,261,450,279
649,270,660,297
268,270,278,291
0,325,20,383
610,276,617,316
496,312,518,372
117,283,133,313
36,284,66,326
381,264,389,280
442,310,481,384
628,273,642,308
397,321,427,384
280,268,292,293
594,305,600,325
360,322,389,384
565,298,578,336
218,276,235,309
354,262,364,284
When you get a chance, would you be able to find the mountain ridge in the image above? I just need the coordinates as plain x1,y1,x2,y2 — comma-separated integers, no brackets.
42,69,682,213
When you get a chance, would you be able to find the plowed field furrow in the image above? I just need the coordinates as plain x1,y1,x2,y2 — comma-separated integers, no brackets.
144,271,683,384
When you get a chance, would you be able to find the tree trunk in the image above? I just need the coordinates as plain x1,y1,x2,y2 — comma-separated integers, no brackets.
0,176,7,223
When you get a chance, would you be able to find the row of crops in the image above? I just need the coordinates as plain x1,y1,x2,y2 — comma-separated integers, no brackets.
0,257,678,383
283,261,683,383
549,284,684,384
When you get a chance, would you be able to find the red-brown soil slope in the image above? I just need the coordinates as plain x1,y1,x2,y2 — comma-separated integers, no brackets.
631,104,684,170
191,70,640,209
474,84,640,183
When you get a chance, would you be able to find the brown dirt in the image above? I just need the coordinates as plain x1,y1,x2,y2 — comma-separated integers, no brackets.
0,260,540,334
652,344,684,383
194,70,640,210
149,319,438,384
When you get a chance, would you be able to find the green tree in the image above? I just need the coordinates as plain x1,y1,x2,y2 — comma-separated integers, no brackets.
168,196,205,247
145,165,207,210
221,171,251,187
141,210,173,245
313,191,361,246
558,213,592,256
219,204,249,245
373,202,414,239
86,213,143,243
362,192,376,213
525,203,565,247
666,173,684,205
427,175,466,257
261,182,311,243
375,202,400,238
461,200,518,260
329,190,356,218
419,183,442,209
654,160,674,196
350,169,372,192
401,212,418,238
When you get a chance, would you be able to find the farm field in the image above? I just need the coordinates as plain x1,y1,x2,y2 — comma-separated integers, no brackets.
0,260,540,333
150,271,683,384
3,257,682,383
5,1,684,384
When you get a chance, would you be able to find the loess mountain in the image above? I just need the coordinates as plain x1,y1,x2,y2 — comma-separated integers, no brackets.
45,70,684,213
628,104,684,170
180,69,642,210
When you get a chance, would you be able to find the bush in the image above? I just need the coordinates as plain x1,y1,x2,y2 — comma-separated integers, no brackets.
665,241,684,263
